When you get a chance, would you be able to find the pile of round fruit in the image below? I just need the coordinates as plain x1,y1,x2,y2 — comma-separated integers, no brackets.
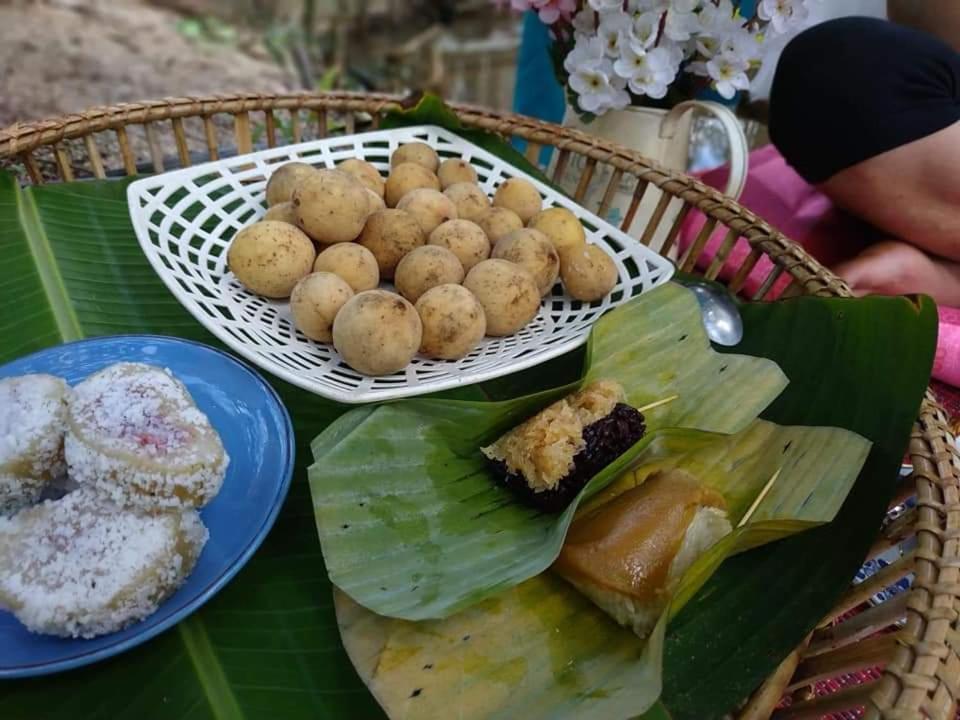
226,141,619,377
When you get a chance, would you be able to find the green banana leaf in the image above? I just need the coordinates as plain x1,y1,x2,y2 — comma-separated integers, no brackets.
583,284,790,426
0,172,384,719
0,95,936,720
662,294,936,719
331,416,870,720
583,420,871,614
335,584,668,720
586,420,872,530
309,283,788,621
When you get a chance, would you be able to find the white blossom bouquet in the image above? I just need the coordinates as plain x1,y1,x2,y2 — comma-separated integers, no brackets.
502,0,817,116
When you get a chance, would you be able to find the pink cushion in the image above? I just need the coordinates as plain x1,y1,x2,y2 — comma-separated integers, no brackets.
679,145,958,386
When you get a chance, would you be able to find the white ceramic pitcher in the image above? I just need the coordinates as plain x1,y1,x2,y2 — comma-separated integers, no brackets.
558,100,749,256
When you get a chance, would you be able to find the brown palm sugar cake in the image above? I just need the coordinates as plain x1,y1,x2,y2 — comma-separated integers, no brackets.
553,470,732,638
0,487,208,638
0,374,70,516
65,362,228,511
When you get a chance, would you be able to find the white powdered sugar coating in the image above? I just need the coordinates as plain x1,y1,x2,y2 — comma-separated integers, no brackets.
0,374,69,479
65,363,228,510
0,487,208,639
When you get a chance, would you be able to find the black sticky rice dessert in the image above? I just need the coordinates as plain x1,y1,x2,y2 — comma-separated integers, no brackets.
481,380,646,512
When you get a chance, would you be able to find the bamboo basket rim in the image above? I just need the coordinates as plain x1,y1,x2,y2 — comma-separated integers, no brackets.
2,91,958,720
0,91,846,299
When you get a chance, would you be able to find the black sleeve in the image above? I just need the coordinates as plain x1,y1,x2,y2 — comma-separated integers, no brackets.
769,16,960,183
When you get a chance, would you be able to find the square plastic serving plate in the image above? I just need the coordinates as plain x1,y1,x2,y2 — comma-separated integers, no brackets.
127,125,675,403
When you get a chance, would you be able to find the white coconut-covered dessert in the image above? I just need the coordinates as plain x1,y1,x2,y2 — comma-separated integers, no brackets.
65,362,228,511
0,487,208,638
0,374,70,516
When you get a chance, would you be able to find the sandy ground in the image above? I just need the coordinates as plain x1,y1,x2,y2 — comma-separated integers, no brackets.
0,0,295,128
0,0,515,181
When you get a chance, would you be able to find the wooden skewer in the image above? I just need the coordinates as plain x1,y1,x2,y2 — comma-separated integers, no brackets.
637,394,679,413
738,467,782,528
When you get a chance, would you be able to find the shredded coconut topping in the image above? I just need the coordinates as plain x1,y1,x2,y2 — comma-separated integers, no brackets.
0,374,69,479
0,487,208,639
0,474,48,517
0,362,228,638
66,363,229,510
69,363,212,462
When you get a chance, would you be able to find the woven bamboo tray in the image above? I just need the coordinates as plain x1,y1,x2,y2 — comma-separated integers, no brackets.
2,91,958,720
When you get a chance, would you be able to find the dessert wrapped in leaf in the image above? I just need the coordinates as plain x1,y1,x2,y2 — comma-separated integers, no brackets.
482,380,646,512
553,469,731,639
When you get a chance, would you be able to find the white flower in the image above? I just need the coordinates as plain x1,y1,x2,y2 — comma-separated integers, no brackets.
695,34,722,58
565,34,632,115
569,67,610,112
758,0,810,35
588,0,624,12
563,34,606,74
628,0,668,12
722,28,764,63
613,37,648,79
663,5,700,41
570,64,630,114
697,0,740,38
571,7,599,37
608,84,632,111
563,0,812,110
625,46,679,99
706,50,751,98
667,40,687,66
598,11,634,58
632,9,661,47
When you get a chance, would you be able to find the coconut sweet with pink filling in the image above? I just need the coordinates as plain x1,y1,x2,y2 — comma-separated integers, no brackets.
0,374,70,516
65,363,228,511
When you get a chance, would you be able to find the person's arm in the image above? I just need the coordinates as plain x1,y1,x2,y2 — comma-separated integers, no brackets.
888,1,960,51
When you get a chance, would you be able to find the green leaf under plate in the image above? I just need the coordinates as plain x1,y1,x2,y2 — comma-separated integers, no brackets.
0,171,382,720
309,284,787,621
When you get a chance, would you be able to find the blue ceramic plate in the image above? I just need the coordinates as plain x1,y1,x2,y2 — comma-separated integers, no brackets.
0,335,295,678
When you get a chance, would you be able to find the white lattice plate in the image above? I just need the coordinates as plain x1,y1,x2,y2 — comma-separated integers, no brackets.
127,125,675,404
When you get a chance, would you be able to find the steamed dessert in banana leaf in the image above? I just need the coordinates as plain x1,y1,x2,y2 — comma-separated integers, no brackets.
481,380,646,512
65,362,228,511
0,487,208,638
553,469,731,638
0,374,70,516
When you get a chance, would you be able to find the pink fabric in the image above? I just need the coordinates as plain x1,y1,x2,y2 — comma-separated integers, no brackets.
935,307,960,386
679,145,960,387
